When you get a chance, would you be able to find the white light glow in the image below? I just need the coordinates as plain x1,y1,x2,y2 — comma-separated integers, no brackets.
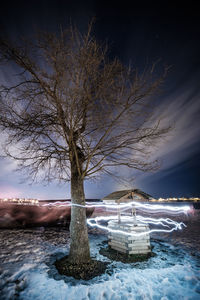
39,200,189,236
87,215,186,237
41,201,191,213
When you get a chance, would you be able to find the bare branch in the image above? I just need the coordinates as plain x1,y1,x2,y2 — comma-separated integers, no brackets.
0,23,171,185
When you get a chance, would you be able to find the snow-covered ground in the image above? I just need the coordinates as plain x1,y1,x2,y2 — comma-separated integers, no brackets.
0,227,200,300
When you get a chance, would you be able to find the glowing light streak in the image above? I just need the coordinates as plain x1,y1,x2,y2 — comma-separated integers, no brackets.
40,201,188,236
136,215,186,228
40,201,190,213
87,215,186,237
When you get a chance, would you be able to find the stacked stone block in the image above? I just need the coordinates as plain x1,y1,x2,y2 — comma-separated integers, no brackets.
108,220,151,255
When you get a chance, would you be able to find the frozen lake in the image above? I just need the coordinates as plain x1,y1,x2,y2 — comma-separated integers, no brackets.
0,227,200,300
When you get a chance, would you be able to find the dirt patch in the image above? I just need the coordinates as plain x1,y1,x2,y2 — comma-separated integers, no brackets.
99,246,154,263
55,256,109,280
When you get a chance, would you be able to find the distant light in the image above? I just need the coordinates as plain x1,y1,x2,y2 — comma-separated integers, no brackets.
0,198,39,205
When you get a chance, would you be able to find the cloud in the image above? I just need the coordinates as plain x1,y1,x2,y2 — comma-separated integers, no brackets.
0,185,22,198
104,84,200,195
131,86,200,187
152,88,200,167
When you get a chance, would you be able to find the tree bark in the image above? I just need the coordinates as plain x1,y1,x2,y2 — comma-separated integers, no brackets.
68,161,90,263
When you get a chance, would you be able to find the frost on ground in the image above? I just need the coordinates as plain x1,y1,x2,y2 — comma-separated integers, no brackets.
0,227,200,300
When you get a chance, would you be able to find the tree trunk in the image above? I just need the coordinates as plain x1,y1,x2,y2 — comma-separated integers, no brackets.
68,162,90,264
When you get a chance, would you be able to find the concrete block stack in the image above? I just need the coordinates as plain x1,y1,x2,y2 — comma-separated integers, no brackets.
108,220,151,255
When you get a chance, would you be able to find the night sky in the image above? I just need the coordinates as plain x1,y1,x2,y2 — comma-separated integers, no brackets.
0,1,200,199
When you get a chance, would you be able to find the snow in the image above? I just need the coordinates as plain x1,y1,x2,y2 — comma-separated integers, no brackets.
0,228,200,300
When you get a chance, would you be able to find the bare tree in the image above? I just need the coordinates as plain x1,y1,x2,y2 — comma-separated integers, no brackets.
0,23,170,263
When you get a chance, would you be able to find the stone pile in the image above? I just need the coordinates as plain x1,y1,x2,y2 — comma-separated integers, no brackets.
108,220,151,255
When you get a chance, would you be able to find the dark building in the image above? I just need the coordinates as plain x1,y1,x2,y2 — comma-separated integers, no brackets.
102,189,152,203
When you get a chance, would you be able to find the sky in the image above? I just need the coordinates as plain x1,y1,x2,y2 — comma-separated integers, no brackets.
0,1,200,199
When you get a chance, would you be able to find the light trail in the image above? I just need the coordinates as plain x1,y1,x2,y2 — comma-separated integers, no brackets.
87,215,186,237
40,201,189,236
40,200,191,214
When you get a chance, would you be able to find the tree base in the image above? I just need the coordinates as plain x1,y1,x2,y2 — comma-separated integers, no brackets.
55,256,109,280
99,246,155,263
